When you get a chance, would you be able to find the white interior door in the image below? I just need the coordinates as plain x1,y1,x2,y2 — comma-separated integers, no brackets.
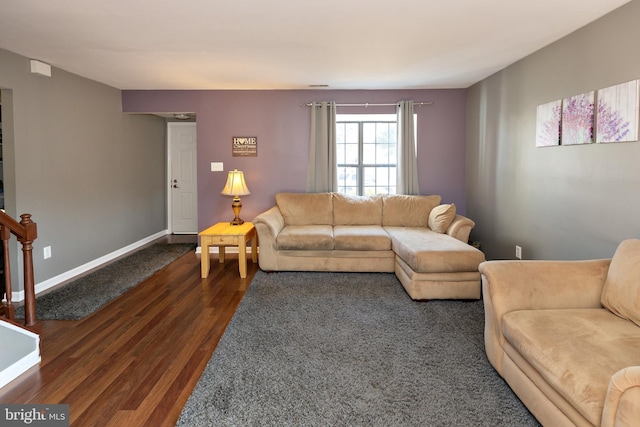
169,122,198,233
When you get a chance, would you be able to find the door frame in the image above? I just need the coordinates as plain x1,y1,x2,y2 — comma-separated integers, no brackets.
167,121,198,234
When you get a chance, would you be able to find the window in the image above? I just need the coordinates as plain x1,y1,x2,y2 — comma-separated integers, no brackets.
336,114,397,196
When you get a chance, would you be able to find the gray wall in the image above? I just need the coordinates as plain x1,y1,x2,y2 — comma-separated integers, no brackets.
0,48,167,292
466,0,640,261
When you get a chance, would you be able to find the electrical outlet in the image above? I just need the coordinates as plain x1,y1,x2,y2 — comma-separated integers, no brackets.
44,246,52,259
515,245,522,260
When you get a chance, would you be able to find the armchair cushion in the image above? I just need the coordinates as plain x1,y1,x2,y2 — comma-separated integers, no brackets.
601,239,640,327
503,308,640,425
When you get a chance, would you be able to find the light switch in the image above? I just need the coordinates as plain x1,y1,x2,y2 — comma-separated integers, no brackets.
211,162,224,172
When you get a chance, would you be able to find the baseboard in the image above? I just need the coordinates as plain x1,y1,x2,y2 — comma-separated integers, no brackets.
12,230,170,302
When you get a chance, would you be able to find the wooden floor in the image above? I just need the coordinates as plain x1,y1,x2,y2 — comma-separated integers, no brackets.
0,235,259,426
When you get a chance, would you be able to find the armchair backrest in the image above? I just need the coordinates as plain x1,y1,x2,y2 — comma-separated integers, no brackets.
601,239,640,327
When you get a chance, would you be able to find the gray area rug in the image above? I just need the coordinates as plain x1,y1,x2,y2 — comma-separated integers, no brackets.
16,242,195,320
177,271,540,426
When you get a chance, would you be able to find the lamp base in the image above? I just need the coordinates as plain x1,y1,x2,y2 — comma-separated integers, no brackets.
230,196,244,225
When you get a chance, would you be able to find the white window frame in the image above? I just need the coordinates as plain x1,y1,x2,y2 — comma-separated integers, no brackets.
336,113,416,196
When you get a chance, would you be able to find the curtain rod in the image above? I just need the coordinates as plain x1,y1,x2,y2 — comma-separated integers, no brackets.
302,101,433,107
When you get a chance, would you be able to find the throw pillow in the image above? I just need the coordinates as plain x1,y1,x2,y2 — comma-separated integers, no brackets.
428,203,456,233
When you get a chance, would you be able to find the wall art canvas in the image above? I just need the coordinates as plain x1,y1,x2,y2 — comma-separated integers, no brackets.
561,91,594,145
535,99,562,147
596,80,639,144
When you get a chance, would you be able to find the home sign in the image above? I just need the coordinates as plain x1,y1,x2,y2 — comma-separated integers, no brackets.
232,137,257,157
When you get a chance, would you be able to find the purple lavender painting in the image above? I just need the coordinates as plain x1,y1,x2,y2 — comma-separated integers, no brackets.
596,80,639,144
562,91,594,145
536,100,562,147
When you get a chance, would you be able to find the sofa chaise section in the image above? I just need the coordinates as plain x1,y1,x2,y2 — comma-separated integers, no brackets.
388,227,486,300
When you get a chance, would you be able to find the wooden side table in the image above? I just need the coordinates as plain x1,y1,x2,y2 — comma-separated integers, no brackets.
199,222,258,279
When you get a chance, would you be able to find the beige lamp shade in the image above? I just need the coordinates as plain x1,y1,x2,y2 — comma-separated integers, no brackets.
221,169,250,196
221,169,250,225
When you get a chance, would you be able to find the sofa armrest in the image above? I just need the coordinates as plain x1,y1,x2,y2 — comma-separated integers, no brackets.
446,214,475,243
480,259,610,372
601,366,640,427
253,206,285,271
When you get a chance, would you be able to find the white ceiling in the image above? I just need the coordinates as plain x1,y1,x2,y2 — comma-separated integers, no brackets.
0,0,630,90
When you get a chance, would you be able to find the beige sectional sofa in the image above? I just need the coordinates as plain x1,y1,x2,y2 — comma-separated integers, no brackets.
253,192,485,300
480,239,640,427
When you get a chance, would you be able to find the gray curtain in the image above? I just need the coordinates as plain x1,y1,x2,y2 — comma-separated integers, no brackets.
396,100,420,195
306,101,337,193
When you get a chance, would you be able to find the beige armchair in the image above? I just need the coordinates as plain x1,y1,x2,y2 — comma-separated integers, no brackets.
480,239,640,426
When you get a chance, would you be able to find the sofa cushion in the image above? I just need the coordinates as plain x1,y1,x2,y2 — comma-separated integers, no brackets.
502,308,640,425
428,203,456,233
385,227,484,273
333,193,383,225
382,195,441,227
601,239,640,327
276,193,333,226
276,225,334,250
333,226,391,251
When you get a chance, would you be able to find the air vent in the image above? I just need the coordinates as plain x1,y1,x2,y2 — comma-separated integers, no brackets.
174,113,195,120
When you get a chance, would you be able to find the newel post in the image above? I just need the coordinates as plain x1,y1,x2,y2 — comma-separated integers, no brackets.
18,214,37,327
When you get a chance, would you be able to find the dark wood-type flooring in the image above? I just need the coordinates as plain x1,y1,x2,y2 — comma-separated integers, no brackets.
0,235,258,426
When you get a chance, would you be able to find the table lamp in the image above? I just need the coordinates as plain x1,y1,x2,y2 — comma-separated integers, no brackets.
221,169,251,225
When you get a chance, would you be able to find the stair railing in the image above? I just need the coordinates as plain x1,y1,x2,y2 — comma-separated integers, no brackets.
0,211,37,327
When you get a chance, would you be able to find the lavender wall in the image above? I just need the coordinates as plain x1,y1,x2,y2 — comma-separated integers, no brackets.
122,89,467,231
